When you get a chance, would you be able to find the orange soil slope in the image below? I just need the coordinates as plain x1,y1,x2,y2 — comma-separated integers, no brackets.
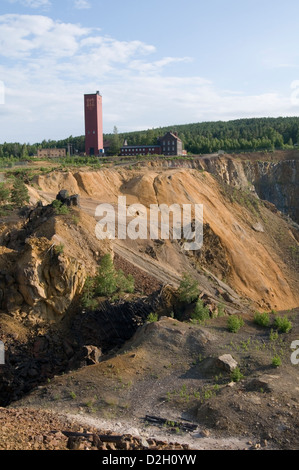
35,168,299,311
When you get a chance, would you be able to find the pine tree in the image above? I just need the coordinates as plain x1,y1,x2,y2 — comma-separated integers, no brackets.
177,273,200,303
95,253,118,296
10,178,30,207
0,183,10,205
107,126,121,156
81,277,98,310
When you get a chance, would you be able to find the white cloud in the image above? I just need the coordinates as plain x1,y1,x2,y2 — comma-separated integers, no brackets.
0,13,297,143
74,0,91,9
8,0,51,8
0,14,89,58
128,56,193,74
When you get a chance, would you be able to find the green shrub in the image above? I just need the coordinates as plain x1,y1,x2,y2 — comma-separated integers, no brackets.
54,243,64,255
274,316,292,333
217,303,226,317
177,273,200,303
272,355,282,368
52,199,69,215
227,316,245,333
191,299,210,322
254,312,270,327
147,312,159,323
231,367,244,382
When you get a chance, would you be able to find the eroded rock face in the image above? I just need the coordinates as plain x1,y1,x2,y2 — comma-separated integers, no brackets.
154,155,299,224
244,160,299,224
15,237,86,322
0,199,113,323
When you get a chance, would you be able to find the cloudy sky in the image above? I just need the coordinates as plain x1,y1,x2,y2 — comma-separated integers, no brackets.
0,0,299,143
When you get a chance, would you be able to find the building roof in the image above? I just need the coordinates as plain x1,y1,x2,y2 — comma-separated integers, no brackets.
166,131,182,142
121,144,160,149
157,131,182,143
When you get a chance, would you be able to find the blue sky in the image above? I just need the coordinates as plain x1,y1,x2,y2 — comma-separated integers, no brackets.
0,0,299,143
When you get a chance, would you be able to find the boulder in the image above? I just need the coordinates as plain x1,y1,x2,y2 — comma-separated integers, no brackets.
56,190,69,204
246,375,280,393
216,354,238,372
56,190,80,207
82,345,102,365
69,194,80,207
252,222,264,233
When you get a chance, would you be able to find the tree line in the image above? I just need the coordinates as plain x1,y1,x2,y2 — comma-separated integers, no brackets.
1,117,299,159
114,117,299,154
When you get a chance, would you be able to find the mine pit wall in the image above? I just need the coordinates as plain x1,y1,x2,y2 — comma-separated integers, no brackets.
242,160,299,225
35,153,298,224
152,156,299,224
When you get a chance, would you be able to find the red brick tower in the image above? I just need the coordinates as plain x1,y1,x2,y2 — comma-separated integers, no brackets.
84,91,104,156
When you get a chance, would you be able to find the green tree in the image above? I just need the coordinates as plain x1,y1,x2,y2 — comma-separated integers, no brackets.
81,277,98,310
145,129,156,145
94,253,135,297
177,273,200,303
107,126,121,156
116,269,135,294
0,183,10,205
10,179,29,207
95,253,118,296
21,144,29,159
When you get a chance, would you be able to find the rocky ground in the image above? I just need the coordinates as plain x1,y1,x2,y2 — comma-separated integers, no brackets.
0,155,298,451
12,314,299,451
0,407,194,450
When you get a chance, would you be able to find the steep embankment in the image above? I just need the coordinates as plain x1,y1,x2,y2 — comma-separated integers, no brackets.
34,165,299,311
243,159,299,224
149,151,299,224
201,154,299,225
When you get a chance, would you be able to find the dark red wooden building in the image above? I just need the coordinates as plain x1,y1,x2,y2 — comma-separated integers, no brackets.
120,132,185,157
120,143,161,156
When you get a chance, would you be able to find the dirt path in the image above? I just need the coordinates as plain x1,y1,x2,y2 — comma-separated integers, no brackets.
65,413,258,451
